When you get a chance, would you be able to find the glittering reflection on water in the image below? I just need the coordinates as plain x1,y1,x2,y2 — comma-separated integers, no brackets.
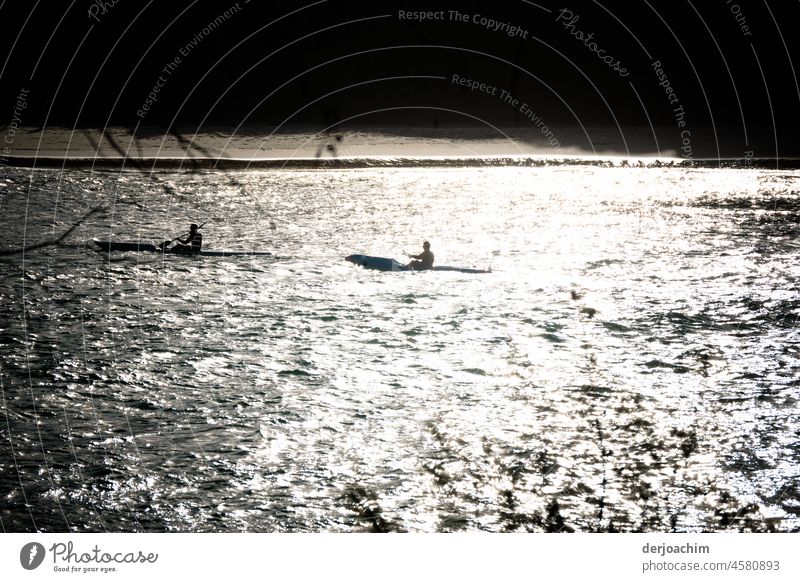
0,166,798,532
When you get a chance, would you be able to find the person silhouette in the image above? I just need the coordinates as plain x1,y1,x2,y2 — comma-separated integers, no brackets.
407,241,434,270
171,223,203,254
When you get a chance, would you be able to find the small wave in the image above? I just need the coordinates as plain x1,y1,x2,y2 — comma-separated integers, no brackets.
577,384,616,397
643,359,692,373
601,321,632,333
277,369,312,376
539,332,566,344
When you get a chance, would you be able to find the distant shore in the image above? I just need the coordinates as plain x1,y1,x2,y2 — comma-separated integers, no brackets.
2,155,795,170
0,125,793,169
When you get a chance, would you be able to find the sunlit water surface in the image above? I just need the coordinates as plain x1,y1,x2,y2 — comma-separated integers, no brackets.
1,166,799,532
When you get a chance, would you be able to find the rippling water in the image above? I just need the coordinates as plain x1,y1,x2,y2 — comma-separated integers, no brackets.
1,165,798,532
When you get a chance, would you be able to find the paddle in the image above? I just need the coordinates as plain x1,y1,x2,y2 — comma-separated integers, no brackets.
403,249,416,273
159,222,206,249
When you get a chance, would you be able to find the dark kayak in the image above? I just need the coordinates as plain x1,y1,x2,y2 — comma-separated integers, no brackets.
93,240,272,257
345,254,490,273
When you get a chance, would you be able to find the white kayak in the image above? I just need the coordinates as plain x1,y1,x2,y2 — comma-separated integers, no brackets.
345,254,490,273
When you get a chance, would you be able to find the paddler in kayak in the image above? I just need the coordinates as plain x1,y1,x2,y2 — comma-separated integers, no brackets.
160,223,203,254
407,241,434,270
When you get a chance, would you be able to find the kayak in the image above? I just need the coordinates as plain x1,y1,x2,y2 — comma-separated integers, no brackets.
93,240,272,257
345,254,490,274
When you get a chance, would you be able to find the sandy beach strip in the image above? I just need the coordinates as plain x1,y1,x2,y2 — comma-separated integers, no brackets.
0,125,792,169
